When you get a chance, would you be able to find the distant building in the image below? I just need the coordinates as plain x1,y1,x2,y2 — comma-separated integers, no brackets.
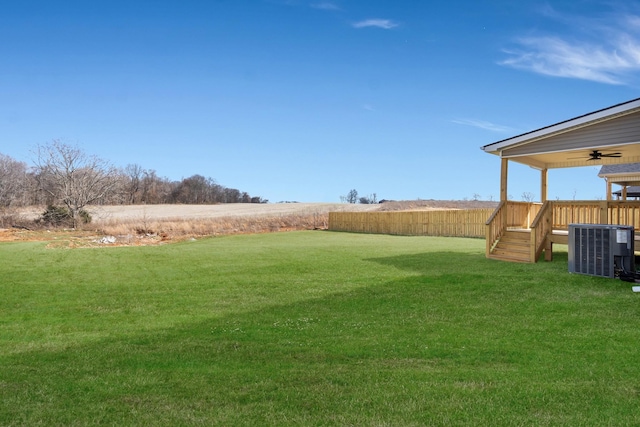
598,163,640,200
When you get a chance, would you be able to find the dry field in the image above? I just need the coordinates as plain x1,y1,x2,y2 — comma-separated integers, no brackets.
0,200,497,246
89,202,381,221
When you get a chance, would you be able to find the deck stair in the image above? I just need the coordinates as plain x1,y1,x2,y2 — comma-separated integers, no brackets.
488,229,531,263
486,201,640,262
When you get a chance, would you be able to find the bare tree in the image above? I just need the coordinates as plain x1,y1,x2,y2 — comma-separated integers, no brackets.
2,146,266,209
358,193,378,204
521,192,535,202
0,153,28,207
224,188,241,203
124,163,145,204
346,189,358,204
33,140,119,227
171,174,205,204
140,169,160,203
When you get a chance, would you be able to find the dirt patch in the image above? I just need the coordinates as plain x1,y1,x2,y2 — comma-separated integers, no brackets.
0,227,167,247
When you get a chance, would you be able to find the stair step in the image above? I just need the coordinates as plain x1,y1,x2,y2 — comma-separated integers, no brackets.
501,232,530,242
496,239,529,246
495,241,530,251
493,240,531,249
489,229,534,262
488,253,531,263
493,246,529,255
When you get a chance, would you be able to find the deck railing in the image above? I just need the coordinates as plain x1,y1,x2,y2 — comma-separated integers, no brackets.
529,201,553,262
485,201,541,256
485,201,506,255
606,201,640,229
551,201,607,230
550,201,640,230
506,201,542,229
489,200,640,262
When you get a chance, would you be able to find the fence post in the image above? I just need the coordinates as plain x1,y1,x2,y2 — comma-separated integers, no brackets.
599,201,608,224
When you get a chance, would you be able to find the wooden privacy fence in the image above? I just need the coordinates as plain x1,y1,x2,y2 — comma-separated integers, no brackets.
328,209,494,237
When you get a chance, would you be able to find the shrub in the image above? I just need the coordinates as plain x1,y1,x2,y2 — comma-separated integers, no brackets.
39,205,92,227
78,209,92,225
40,205,72,226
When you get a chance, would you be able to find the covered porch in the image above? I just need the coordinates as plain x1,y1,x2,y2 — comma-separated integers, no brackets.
482,98,640,263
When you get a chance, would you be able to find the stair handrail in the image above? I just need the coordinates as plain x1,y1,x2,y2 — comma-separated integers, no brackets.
529,200,553,262
485,200,506,256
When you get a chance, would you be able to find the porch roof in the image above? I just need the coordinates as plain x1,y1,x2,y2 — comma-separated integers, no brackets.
599,162,640,187
481,98,640,170
613,186,640,198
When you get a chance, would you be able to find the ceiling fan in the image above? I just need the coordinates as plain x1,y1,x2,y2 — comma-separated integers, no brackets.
585,150,622,161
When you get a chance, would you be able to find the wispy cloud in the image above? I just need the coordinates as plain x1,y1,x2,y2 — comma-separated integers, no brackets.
352,19,399,30
451,118,514,133
499,7,640,85
310,2,340,11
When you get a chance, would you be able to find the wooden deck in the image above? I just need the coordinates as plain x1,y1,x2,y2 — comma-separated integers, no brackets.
486,201,640,263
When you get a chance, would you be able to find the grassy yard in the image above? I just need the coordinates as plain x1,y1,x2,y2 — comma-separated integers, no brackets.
1,231,639,426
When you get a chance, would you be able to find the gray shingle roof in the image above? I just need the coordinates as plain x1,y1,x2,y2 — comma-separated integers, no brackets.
613,186,640,196
598,162,640,176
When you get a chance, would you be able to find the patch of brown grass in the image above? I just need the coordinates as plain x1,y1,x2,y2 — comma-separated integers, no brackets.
95,212,329,243
0,200,500,246
0,207,33,229
377,199,498,211
1,206,331,246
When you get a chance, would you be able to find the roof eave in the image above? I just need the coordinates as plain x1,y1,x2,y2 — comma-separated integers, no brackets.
481,97,640,154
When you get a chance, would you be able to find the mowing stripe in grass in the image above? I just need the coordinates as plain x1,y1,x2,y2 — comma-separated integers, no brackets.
1,231,639,425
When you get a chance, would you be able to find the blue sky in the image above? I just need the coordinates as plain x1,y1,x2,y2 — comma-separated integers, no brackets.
2,0,640,202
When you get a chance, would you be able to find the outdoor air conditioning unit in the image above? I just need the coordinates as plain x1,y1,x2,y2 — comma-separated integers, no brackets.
568,224,635,278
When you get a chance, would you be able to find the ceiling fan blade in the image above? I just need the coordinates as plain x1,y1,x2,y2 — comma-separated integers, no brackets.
567,150,622,161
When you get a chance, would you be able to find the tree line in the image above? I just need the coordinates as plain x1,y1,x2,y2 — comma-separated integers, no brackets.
0,140,267,214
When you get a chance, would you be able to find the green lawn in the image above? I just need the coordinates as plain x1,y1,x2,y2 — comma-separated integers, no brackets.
1,231,639,426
